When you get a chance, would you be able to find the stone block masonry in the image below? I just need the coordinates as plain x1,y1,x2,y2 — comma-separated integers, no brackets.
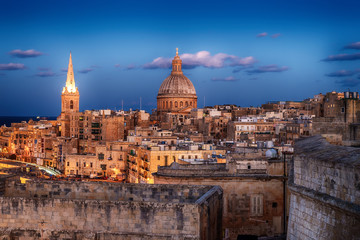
0,178,223,240
287,135,360,240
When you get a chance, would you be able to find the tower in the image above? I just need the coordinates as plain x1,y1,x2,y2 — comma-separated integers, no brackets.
60,52,79,137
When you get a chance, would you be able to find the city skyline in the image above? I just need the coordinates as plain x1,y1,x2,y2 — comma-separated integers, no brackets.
1,0,360,116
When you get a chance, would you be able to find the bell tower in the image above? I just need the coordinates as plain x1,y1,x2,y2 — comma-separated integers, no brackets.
61,52,79,113
60,52,79,137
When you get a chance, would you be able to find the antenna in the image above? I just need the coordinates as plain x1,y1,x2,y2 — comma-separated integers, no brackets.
122,100,124,111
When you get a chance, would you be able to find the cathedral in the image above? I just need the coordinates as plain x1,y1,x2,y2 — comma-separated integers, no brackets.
157,49,197,119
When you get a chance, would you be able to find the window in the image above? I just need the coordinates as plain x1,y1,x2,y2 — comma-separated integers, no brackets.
175,101,178,107
98,153,104,160
250,194,263,216
165,156,168,166
76,162,78,167
341,107,345,113
67,162,69,167
70,100,74,109
158,156,160,161
90,162,93,168
83,162,86,167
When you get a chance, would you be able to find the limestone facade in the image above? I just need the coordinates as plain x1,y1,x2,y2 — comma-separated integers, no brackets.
0,178,223,240
153,153,288,239
287,136,360,239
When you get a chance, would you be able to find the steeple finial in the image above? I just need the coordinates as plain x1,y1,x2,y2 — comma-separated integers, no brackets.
176,48,178,56
63,52,77,93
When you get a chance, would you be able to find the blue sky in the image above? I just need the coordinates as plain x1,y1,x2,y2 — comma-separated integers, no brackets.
1,0,360,116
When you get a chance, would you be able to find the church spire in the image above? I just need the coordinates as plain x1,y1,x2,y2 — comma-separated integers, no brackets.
64,52,77,93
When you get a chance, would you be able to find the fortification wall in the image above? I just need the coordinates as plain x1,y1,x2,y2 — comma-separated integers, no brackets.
287,136,360,240
5,180,210,203
0,180,223,240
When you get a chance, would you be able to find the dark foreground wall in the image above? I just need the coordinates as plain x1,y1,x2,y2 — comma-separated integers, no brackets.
0,179,223,240
287,136,360,240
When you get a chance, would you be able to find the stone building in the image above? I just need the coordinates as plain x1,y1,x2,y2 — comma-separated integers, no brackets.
287,136,360,239
0,177,223,240
65,141,130,179
157,49,197,120
127,144,226,184
153,152,288,239
311,91,360,145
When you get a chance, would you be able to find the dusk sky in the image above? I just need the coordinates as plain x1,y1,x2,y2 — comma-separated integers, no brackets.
1,0,360,116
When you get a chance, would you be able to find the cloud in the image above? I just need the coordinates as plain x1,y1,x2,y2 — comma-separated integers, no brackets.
247,64,289,74
36,71,56,77
114,64,121,68
325,70,355,77
78,68,93,74
0,63,26,70
143,51,256,69
211,76,239,82
335,78,360,87
323,53,360,61
344,42,360,50
126,64,136,70
61,68,68,72
257,32,267,38
9,49,43,58
271,33,281,38
143,57,171,69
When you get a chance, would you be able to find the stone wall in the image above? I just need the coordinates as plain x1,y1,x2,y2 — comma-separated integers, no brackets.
287,135,360,240
0,180,223,240
154,162,286,239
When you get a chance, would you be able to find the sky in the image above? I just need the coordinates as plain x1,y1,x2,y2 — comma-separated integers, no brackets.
1,0,360,116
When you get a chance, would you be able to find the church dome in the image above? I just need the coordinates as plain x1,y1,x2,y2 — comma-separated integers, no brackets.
157,49,196,97
158,74,196,95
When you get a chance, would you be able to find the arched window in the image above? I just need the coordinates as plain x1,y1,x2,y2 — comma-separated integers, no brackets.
170,101,173,108
166,101,168,108
180,101,183,107
70,100,74,109
162,101,165,109
190,101,193,106
175,101,178,107
185,101,188,106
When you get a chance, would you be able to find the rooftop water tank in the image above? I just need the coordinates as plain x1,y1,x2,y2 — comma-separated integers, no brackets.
266,141,274,148
266,149,277,159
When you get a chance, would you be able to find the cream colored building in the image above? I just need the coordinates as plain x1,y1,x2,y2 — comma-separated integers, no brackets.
127,144,225,184
65,141,130,179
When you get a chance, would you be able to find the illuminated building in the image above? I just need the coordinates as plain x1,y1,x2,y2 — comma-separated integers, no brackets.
60,52,80,138
157,48,197,120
